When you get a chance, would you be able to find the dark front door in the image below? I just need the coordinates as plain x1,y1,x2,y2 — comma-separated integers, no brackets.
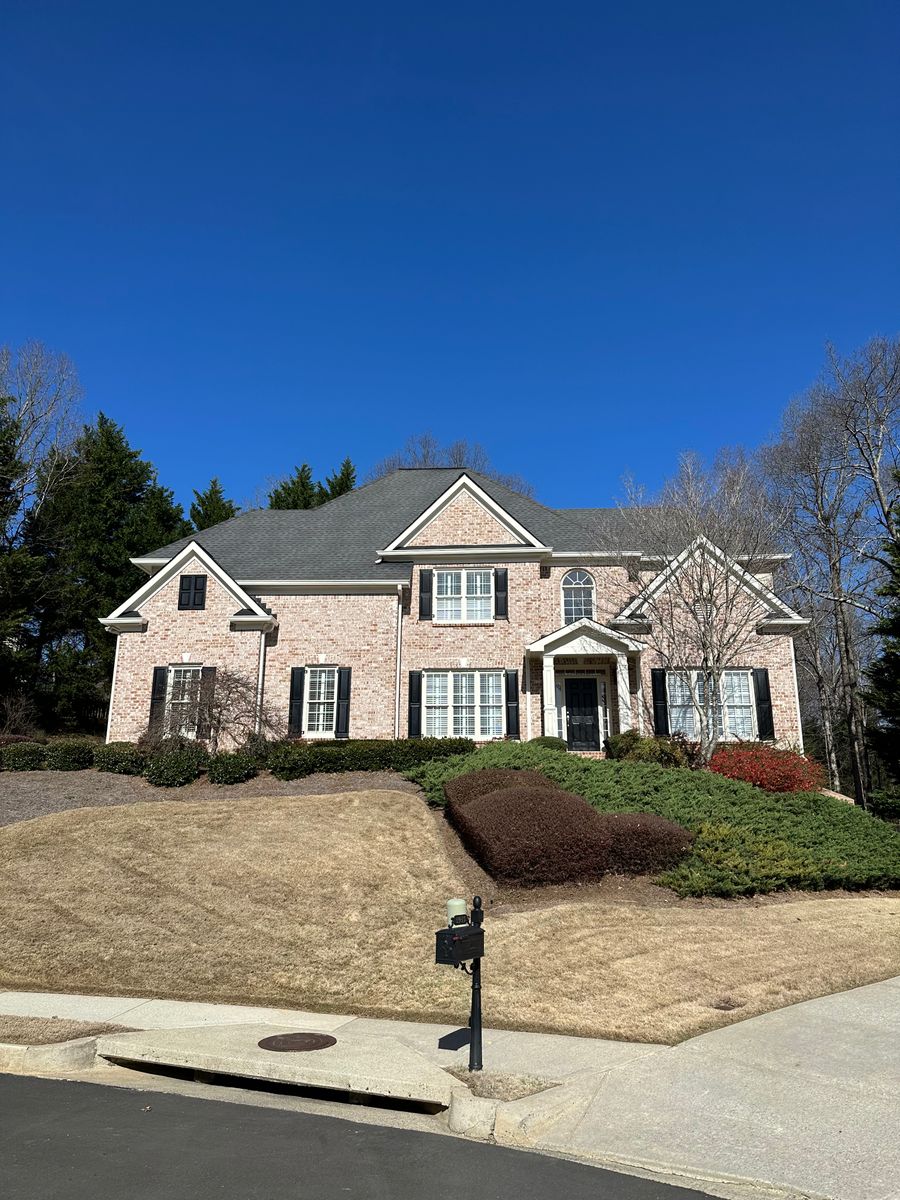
564,678,600,750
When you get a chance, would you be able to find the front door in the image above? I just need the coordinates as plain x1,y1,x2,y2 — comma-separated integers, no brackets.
564,677,601,750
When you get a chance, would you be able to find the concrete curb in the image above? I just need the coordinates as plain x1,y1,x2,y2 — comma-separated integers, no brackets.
0,1036,99,1073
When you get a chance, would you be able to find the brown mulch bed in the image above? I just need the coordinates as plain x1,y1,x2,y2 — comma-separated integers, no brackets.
0,768,420,828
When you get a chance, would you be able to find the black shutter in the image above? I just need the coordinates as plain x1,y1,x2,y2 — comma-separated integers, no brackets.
197,666,216,741
178,577,193,610
149,666,168,735
494,569,508,620
505,669,520,739
752,668,775,740
335,668,352,739
418,570,433,620
651,668,669,736
193,575,207,609
408,671,423,738
288,667,305,736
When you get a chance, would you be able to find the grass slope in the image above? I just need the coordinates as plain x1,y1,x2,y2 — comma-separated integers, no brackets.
407,744,900,897
2,789,899,1043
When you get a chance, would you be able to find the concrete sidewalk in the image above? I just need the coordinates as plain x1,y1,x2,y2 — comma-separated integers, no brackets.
2,982,898,1200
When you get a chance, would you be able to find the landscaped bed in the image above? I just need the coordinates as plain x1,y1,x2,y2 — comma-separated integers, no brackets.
1,789,898,1044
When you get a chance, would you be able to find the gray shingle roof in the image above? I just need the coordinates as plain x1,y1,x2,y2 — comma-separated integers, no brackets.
141,469,639,581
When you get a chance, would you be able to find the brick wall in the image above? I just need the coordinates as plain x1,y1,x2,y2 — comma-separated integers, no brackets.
108,556,262,744
406,490,524,546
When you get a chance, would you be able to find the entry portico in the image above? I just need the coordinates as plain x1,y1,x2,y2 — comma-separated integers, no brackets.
526,619,646,750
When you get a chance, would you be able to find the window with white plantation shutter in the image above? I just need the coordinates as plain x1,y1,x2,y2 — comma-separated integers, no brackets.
306,667,338,735
666,669,756,741
434,570,494,622
423,670,505,739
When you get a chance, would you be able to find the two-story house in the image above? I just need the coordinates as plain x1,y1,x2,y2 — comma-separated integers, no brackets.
100,468,806,751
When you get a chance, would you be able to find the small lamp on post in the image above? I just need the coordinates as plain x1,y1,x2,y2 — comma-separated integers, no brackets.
435,895,484,1072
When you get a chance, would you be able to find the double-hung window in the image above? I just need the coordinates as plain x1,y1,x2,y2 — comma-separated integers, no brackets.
423,670,504,739
306,667,338,735
166,665,202,737
666,669,755,741
434,570,493,623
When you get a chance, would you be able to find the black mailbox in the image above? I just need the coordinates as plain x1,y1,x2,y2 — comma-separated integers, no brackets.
435,924,484,966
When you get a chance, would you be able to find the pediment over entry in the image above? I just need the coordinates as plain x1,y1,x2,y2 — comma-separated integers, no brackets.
526,618,645,656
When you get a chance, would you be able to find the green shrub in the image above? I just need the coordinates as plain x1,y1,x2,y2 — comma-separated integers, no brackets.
94,742,147,775
208,751,258,785
604,729,698,768
237,733,274,766
137,733,210,767
0,733,48,748
44,739,97,771
528,736,568,751
0,741,47,771
444,768,555,808
406,741,900,897
268,737,474,780
144,751,202,787
871,788,900,822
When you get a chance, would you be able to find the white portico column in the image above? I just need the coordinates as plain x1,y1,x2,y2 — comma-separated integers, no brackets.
616,652,633,733
542,654,558,739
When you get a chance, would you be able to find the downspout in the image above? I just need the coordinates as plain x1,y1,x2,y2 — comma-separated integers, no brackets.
394,585,404,738
524,654,532,742
255,629,267,734
104,634,121,745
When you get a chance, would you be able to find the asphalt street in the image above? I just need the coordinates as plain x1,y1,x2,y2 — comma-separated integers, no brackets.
0,1075,717,1199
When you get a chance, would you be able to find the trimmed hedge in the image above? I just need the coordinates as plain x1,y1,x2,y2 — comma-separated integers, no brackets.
0,733,47,748
44,740,96,771
208,751,258,785
709,743,826,793
601,812,694,874
0,741,47,771
269,737,474,781
144,751,203,787
443,768,556,809
94,742,147,775
449,785,612,886
406,742,900,897
528,736,568,752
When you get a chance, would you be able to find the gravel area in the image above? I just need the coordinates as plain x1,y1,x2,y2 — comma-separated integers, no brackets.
0,769,421,827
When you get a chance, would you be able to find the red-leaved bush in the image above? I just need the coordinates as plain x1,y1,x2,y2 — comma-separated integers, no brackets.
709,743,826,793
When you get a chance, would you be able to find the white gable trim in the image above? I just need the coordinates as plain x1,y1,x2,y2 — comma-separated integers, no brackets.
101,542,272,627
527,618,646,655
616,536,806,625
381,474,547,553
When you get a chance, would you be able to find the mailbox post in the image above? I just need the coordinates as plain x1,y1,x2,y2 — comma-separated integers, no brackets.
435,895,484,1072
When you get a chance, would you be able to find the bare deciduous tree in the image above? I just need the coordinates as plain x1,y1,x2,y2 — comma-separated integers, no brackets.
0,340,81,546
366,432,534,496
619,452,783,762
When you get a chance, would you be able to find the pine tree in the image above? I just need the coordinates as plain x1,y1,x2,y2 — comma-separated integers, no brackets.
268,464,321,509
26,413,189,727
191,477,238,530
868,481,900,781
324,457,356,500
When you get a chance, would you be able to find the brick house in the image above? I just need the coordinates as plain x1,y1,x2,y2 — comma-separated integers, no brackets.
100,468,807,751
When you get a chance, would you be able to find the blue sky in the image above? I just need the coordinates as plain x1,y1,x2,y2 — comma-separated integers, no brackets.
2,2,898,512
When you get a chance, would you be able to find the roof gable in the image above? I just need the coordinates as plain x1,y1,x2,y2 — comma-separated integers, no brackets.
381,474,547,553
101,542,273,630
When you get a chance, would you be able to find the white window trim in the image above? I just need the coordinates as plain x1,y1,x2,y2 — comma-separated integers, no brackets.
422,669,506,740
433,569,495,625
666,669,757,741
165,663,202,739
560,569,595,625
302,665,339,739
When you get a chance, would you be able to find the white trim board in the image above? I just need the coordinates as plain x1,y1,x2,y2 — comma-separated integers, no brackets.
100,542,273,629
381,474,548,553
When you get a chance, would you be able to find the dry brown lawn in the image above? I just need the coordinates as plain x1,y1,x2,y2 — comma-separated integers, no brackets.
1,790,899,1044
0,1016,133,1045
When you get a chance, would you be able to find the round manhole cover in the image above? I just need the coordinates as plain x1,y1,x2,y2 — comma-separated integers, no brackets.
257,1032,337,1053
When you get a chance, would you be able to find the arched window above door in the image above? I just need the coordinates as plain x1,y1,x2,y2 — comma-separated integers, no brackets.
561,569,595,623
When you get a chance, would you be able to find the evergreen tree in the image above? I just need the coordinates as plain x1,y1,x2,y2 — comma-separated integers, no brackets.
868,476,900,780
324,457,356,500
268,464,322,509
191,477,238,530
26,413,189,727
